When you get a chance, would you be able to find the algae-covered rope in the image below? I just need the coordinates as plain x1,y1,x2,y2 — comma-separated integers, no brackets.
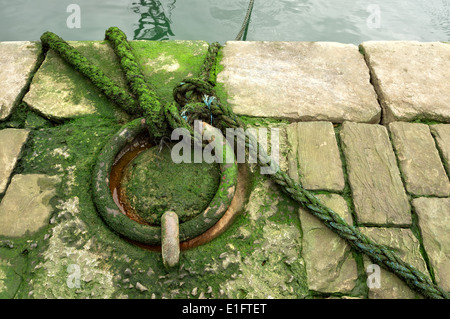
40,32,140,116
173,42,221,108
105,27,170,139
39,28,449,299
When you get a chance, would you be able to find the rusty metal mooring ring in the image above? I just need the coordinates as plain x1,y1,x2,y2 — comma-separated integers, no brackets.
92,118,239,246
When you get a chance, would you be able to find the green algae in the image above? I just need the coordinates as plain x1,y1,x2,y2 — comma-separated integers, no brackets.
212,47,230,110
0,102,40,130
4,111,310,299
9,115,126,298
122,145,220,225
239,115,291,128
411,118,446,126
0,247,27,299
130,40,209,105
0,37,315,299
32,34,133,121
105,27,168,138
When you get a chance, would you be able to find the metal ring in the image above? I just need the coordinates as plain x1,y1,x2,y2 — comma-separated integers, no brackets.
92,118,238,245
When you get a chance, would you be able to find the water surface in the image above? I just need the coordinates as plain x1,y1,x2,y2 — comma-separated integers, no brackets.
0,0,449,44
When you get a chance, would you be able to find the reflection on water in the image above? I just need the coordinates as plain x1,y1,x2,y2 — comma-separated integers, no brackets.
129,0,176,40
0,0,448,43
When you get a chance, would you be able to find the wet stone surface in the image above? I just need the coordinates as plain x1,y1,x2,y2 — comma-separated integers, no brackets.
287,121,345,192
430,124,450,173
413,198,450,291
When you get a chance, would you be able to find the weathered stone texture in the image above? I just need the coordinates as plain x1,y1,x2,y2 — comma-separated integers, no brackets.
360,41,450,124
299,194,358,293
0,129,30,194
290,121,345,191
340,122,411,225
23,41,126,120
274,125,289,174
0,174,61,237
217,41,381,123
413,198,450,291
389,122,450,197
0,41,40,120
360,227,428,299
430,124,450,173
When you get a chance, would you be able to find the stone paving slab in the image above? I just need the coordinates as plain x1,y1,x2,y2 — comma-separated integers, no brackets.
430,124,450,173
389,122,450,197
0,128,30,194
287,121,345,192
412,198,450,291
0,174,60,238
217,41,381,123
299,194,358,293
23,41,128,120
340,122,411,225
0,41,41,120
360,227,427,299
360,41,450,124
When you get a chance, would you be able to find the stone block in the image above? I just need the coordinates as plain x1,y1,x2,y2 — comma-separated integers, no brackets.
299,194,358,293
0,128,30,194
0,41,41,120
360,41,450,124
291,121,345,191
217,41,381,123
340,122,411,225
389,122,450,196
413,197,450,291
0,174,61,237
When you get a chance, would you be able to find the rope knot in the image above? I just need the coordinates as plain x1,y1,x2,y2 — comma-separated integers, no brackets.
173,78,215,107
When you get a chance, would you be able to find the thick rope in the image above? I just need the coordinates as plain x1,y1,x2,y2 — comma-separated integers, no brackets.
40,28,449,299
105,27,169,139
40,32,139,115
235,0,256,41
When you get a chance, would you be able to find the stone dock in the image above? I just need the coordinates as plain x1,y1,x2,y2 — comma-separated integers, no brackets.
0,39,449,299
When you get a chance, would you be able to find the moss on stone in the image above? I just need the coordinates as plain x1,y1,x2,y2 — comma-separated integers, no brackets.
122,144,220,225
239,115,291,128
0,108,313,299
130,40,209,105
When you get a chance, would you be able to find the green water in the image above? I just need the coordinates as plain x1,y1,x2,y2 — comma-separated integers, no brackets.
0,0,449,44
